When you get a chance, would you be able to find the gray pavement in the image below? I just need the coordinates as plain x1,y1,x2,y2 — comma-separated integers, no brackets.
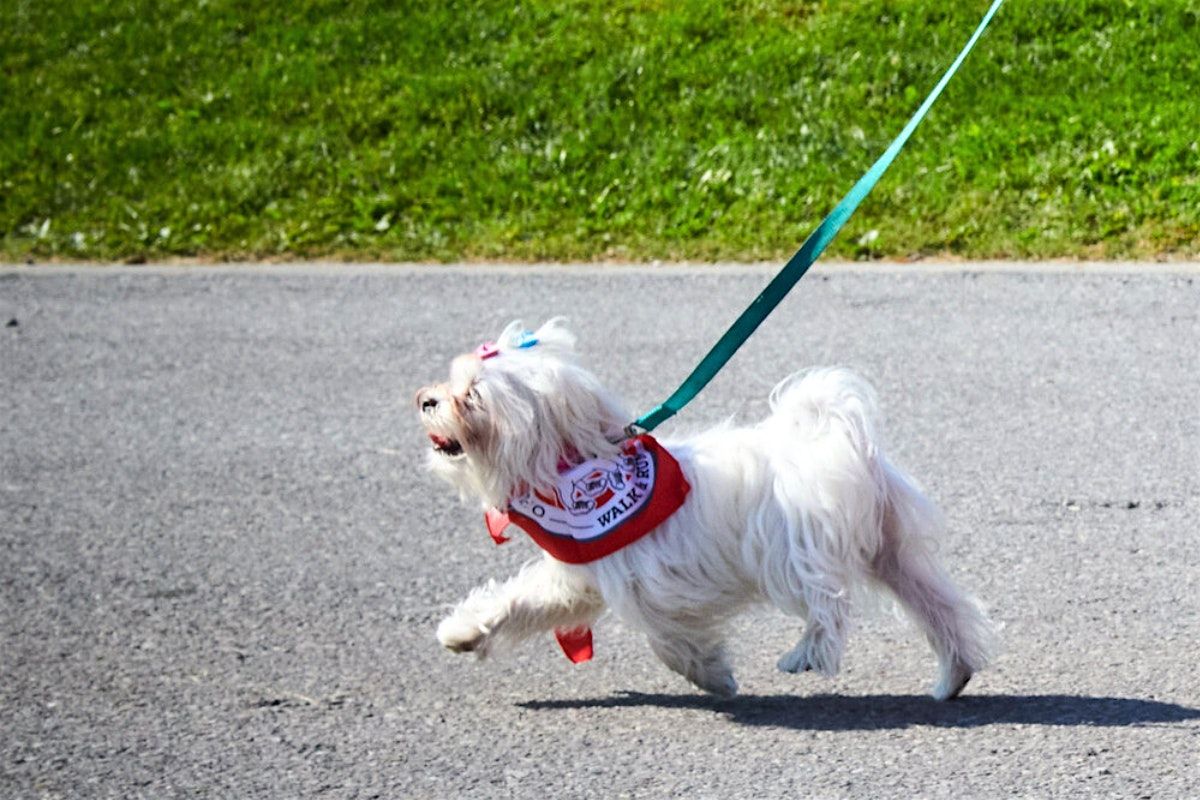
1,263,1198,799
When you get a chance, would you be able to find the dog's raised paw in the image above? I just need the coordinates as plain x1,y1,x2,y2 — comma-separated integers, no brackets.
436,615,489,655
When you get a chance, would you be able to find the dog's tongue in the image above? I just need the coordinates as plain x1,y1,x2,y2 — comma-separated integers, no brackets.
428,433,452,449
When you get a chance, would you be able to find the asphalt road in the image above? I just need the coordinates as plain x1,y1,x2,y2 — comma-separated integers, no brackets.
2,263,1198,799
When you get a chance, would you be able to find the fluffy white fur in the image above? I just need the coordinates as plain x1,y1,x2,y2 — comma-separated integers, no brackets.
418,318,995,700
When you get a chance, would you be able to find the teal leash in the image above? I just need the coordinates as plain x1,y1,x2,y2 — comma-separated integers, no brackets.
630,0,1006,436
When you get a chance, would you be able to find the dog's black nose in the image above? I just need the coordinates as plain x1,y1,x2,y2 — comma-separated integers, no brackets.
421,396,439,412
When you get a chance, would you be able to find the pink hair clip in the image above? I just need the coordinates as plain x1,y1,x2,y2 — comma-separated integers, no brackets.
475,331,537,361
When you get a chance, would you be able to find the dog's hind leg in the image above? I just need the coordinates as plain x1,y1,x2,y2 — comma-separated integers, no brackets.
871,479,995,700
768,544,853,678
776,590,851,678
437,556,604,659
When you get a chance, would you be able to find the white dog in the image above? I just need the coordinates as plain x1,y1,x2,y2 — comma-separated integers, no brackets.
418,318,994,700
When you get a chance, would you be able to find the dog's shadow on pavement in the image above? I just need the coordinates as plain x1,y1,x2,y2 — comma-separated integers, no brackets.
518,692,1200,731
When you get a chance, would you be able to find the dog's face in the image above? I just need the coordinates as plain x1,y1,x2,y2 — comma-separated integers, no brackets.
415,319,631,507
416,352,482,459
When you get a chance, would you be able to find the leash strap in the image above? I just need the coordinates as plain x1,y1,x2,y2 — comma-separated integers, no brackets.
631,0,1005,435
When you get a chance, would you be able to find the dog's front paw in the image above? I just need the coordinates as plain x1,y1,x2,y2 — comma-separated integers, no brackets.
436,614,490,656
694,669,739,699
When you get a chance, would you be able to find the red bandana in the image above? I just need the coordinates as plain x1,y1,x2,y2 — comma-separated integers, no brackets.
484,434,691,662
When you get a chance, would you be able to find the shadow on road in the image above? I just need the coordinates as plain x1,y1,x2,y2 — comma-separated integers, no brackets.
518,692,1200,731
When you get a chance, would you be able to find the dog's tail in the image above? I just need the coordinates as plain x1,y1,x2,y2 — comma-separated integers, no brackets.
765,367,883,460
762,368,995,697
762,368,888,553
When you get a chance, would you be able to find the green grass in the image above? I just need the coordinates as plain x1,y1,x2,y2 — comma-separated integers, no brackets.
2,0,1199,262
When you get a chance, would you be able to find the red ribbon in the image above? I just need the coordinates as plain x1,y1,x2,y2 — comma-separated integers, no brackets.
554,626,594,663
484,508,511,544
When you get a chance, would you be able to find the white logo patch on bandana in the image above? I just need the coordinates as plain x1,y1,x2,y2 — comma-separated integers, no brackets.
511,444,654,539
487,435,691,566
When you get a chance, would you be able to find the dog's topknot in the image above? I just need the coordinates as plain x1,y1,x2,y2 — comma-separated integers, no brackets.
497,317,577,360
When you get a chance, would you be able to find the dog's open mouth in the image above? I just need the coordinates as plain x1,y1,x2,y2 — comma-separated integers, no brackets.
428,433,464,457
